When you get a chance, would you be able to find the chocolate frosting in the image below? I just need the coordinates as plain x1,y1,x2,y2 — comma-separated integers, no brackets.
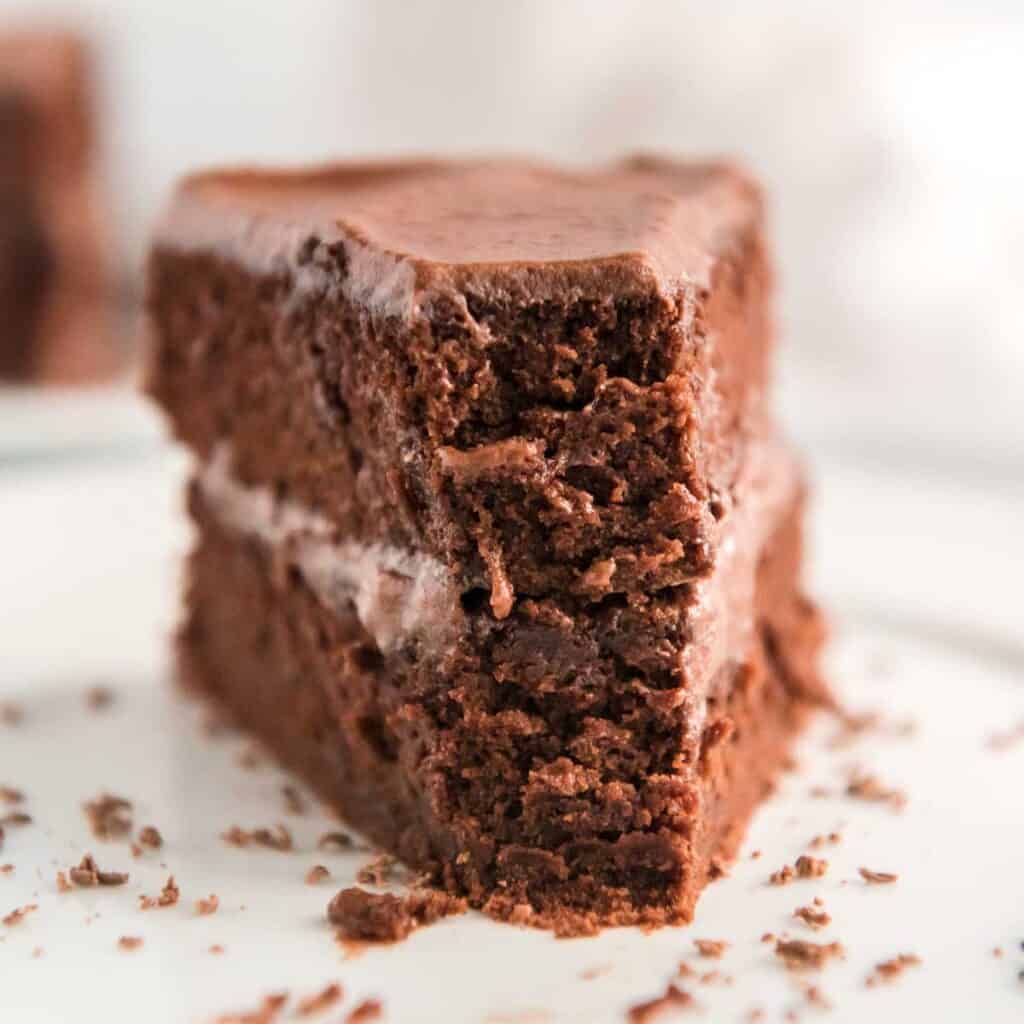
156,156,761,315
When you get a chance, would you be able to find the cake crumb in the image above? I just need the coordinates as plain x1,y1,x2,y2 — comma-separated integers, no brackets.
56,870,71,893
0,703,22,726
795,855,828,879
356,853,397,886
774,939,844,971
760,932,775,943
305,865,330,885
807,832,841,850
31,946,43,958
803,984,832,1010
859,867,898,885
750,849,762,860
846,773,907,811
581,965,611,980
866,953,921,987
213,991,288,1024
68,853,128,887
221,825,293,851
769,864,795,886
196,894,219,916
1,863,13,874
83,793,133,839
0,811,31,827
346,999,383,1023
794,905,832,930
138,826,163,850
626,983,695,1022
3,902,38,926
209,944,225,955
328,886,466,942
85,686,114,711
117,935,143,952
281,785,306,815
0,786,24,804
317,831,354,851
694,938,728,959
139,876,179,910
295,983,342,1017
993,947,1003,958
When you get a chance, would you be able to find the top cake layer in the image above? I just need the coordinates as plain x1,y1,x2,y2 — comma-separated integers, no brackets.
158,156,761,312
149,155,775,612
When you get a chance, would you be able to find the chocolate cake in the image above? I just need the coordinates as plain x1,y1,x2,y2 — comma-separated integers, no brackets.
146,157,827,933
0,31,113,383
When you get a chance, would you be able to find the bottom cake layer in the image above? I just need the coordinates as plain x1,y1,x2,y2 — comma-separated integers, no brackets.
179,485,826,935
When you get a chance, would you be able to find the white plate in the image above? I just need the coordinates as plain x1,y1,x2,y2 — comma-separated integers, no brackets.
0,448,1022,1023
0,387,163,465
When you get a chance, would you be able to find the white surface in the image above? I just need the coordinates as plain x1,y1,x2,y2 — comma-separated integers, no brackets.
0,437,1022,1022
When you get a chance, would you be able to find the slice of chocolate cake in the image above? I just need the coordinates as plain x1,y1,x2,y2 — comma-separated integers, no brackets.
0,31,113,384
146,157,827,933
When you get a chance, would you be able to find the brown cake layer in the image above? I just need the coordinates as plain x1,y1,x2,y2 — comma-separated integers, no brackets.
148,157,773,613
0,31,113,384
180,474,824,932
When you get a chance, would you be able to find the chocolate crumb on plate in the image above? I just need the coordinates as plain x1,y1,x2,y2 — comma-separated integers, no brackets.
0,703,22,726
221,824,293,851
866,953,921,987
317,831,354,851
139,875,179,909
137,826,163,849
213,992,288,1024
626,983,696,1022
774,939,845,971
793,904,832,930
327,886,466,942
305,865,330,885
196,894,219,915
0,786,24,804
3,902,38,926
83,793,133,839
803,984,832,1009
355,853,398,886
117,935,143,952
85,686,114,710
794,855,828,879
294,983,343,1017
769,864,795,886
807,832,841,850
68,853,128,886
845,773,907,811
693,938,729,958
282,785,306,815
859,867,899,885
1,863,13,874
345,999,383,1023
0,811,31,827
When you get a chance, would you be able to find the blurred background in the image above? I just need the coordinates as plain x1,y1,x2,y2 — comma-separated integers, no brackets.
2,0,1022,479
